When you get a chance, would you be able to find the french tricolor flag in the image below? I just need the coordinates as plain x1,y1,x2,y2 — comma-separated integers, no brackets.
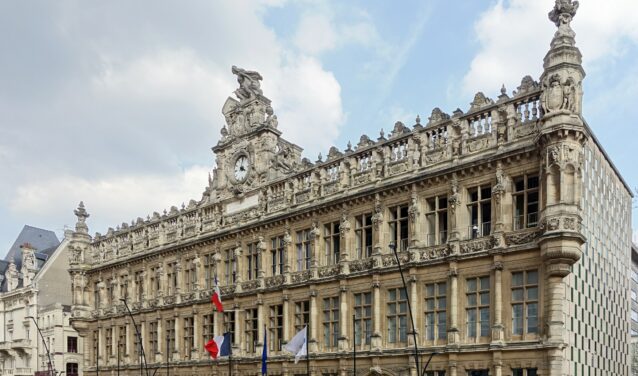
211,276,224,312
205,332,232,359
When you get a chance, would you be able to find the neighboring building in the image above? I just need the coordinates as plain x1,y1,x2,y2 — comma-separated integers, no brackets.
0,226,84,376
68,2,632,376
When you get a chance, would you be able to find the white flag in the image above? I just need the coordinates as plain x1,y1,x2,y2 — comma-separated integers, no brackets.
284,326,307,364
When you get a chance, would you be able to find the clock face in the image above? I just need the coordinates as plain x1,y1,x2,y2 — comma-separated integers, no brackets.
233,155,249,182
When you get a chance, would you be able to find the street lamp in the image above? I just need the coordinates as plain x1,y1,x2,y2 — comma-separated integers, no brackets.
25,315,54,376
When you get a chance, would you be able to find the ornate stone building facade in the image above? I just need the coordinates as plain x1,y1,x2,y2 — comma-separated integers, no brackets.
68,2,632,376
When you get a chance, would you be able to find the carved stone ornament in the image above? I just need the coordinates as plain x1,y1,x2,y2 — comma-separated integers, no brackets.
427,107,450,126
514,75,540,96
469,92,495,111
541,73,577,114
390,121,410,138
327,146,343,161
357,134,375,149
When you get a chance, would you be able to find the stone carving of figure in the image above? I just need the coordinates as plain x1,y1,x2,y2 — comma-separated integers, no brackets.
232,66,263,101
265,106,278,128
562,77,576,112
542,74,578,114
272,143,294,173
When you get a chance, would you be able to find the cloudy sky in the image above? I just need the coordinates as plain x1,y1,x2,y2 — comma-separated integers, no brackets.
1,0,637,255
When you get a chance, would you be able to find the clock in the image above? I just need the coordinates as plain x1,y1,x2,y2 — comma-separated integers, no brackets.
233,155,249,182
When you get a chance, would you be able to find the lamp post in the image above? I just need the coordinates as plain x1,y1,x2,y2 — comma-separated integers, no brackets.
25,315,54,376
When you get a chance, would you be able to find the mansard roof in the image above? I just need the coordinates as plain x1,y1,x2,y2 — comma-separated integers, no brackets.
4,225,59,270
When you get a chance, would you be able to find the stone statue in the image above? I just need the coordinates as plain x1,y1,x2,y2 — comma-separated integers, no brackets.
265,106,278,128
549,0,579,47
272,143,295,173
232,66,263,101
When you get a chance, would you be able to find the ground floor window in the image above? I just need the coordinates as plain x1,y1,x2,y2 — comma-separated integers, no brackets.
66,362,78,376
467,371,488,376
512,369,537,376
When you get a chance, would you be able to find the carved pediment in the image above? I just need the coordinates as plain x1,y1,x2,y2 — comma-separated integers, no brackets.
514,75,540,96
469,92,494,111
357,134,375,149
390,121,410,138
427,107,450,126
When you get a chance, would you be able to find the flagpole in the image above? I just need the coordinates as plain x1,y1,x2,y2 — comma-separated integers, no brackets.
228,330,232,376
389,242,420,376
352,314,356,376
306,319,310,376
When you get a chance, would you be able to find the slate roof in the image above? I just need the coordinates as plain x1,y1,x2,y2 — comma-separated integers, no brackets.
4,225,60,270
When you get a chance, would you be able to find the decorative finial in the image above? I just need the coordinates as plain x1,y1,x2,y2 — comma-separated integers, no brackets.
416,115,421,125
74,201,90,234
500,84,506,95
346,141,353,152
317,153,323,162
548,0,579,48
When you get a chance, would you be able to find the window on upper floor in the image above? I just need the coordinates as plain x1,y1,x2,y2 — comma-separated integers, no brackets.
632,269,638,283
513,369,537,376
202,314,214,344
149,321,158,354
467,185,492,239
183,316,194,357
67,336,78,353
387,288,408,343
271,236,285,276
223,311,236,340
244,308,258,353
167,262,179,294
322,296,339,350
106,278,115,305
424,372,446,376
246,242,260,281
204,254,216,290
389,205,409,251
466,276,490,338
296,229,312,271
355,213,374,258
184,260,197,292
295,300,310,332
512,270,538,335
119,276,128,300
94,282,101,309
165,319,176,353
324,221,341,265
105,328,113,356
513,174,539,230
632,290,637,302
269,304,284,351
354,292,372,347
224,249,236,285
91,330,98,363
118,326,126,354
426,196,448,246
134,271,144,302
149,267,160,297
425,282,447,341
632,310,638,322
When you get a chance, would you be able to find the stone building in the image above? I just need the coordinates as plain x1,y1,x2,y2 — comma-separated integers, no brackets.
68,2,632,376
0,227,84,376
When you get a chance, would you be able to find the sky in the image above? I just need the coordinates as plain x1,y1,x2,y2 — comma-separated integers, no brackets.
1,0,637,255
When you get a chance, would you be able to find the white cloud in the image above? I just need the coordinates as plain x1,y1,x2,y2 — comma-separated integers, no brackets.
294,13,338,55
462,0,638,96
9,165,210,234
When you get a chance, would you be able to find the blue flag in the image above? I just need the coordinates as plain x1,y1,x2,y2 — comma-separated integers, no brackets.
220,332,232,357
261,327,267,375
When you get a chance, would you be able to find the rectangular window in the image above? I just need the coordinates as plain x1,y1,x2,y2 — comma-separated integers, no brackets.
224,249,236,285
149,321,158,354
244,308,258,353
512,270,539,335
223,311,236,342
105,328,113,357
119,276,129,300
271,236,285,276
633,290,637,302
513,174,539,229
355,213,374,258
467,371,489,376
167,262,178,294
295,301,310,332
354,292,372,346
150,268,160,297
184,260,197,292
632,310,638,322
424,372,446,376
324,221,341,265
203,314,214,343
67,336,78,353
296,229,312,271
632,269,638,283
424,282,447,341
322,297,339,349
269,305,284,351
135,270,144,302
183,317,194,356
512,369,537,376
246,242,260,280
204,254,215,289
467,185,492,238
389,205,409,251
165,319,176,353
118,326,126,354
387,288,408,343
106,278,114,305
134,326,141,358
425,196,448,246
466,276,490,338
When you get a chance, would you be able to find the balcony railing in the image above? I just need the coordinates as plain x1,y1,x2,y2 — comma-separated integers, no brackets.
14,369,32,376
426,231,448,247
356,245,373,259
468,222,491,239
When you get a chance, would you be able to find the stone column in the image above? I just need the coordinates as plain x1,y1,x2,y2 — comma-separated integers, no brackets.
408,274,419,347
339,212,352,274
173,315,181,361
447,265,460,345
193,312,200,360
156,318,163,363
338,286,349,351
408,185,422,247
234,308,242,353
283,295,290,341
257,297,264,347
309,289,318,352
371,279,382,349
491,260,505,345
371,195,384,256
283,228,293,281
